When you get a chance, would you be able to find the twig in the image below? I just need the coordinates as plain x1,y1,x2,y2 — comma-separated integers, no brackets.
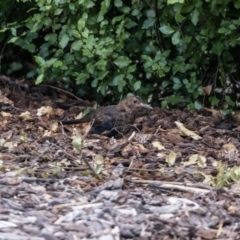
128,179,211,194
41,84,83,101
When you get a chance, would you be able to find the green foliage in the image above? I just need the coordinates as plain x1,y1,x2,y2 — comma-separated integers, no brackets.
1,0,240,106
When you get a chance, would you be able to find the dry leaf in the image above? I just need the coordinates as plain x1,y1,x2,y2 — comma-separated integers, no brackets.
203,85,212,95
183,154,206,168
49,122,58,132
0,90,14,106
166,152,176,166
175,121,202,140
72,134,84,151
152,141,165,150
133,144,150,154
222,143,238,154
19,111,33,121
37,106,53,116
1,111,12,119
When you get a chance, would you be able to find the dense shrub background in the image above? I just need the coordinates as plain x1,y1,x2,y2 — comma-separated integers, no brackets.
0,0,240,107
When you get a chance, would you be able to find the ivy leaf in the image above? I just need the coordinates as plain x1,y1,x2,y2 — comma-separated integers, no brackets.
114,0,122,7
190,8,199,26
172,31,180,45
111,74,124,86
133,81,141,91
225,95,235,106
59,33,69,49
159,26,175,34
209,96,220,106
194,101,202,110
212,42,224,56
162,80,170,88
142,18,155,29
113,56,132,68
71,40,83,51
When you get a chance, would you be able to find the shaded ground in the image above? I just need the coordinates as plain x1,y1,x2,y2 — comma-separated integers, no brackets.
0,75,240,239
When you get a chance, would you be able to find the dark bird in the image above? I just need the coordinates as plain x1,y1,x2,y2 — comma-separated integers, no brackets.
61,96,152,136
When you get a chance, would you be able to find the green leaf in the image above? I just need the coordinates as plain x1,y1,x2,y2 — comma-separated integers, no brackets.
59,33,69,49
209,96,220,106
8,37,19,43
190,8,199,26
194,101,202,110
162,80,170,88
168,0,184,4
225,95,235,106
166,95,188,104
218,28,228,34
127,64,136,73
54,8,63,15
142,18,155,29
113,56,132,68
114,0,122,7
159,26,175,34
212,42,224,56
175,13,185,22
173,77,180,83
8,62,23,73
172,31,180,45
111,74,124,86
53,60,62,68
71,40,83,51
35,74,44,85
34,56,45,66
133,81,141,91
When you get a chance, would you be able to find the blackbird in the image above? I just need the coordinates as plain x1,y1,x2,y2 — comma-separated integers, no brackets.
61,96,152,136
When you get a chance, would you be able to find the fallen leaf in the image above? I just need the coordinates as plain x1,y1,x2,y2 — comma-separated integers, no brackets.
37,106,53,116
175,121,202,140
72,134,84,151
152,141,165,150
203,85,212,95
166,152,176,166
1,111,12,119
19,111,33,121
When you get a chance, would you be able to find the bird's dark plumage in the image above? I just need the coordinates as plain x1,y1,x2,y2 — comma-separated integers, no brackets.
61,96,152,136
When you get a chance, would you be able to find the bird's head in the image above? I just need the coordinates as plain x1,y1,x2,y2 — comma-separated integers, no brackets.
118,96,152,112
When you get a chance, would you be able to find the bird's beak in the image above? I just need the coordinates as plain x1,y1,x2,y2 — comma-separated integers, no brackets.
139,102,153,110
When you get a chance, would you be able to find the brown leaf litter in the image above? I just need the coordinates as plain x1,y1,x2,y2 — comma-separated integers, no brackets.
0,75,240,239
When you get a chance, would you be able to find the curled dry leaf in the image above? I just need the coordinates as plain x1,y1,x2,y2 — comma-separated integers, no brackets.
19,111,33,121
175,121,202,140
203,85,212,95
1,111,12,119
37,106,53,117
204,108,223,121
133,144,150,154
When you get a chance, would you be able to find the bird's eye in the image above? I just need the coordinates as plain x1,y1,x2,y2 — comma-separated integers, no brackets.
134,100,137,103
